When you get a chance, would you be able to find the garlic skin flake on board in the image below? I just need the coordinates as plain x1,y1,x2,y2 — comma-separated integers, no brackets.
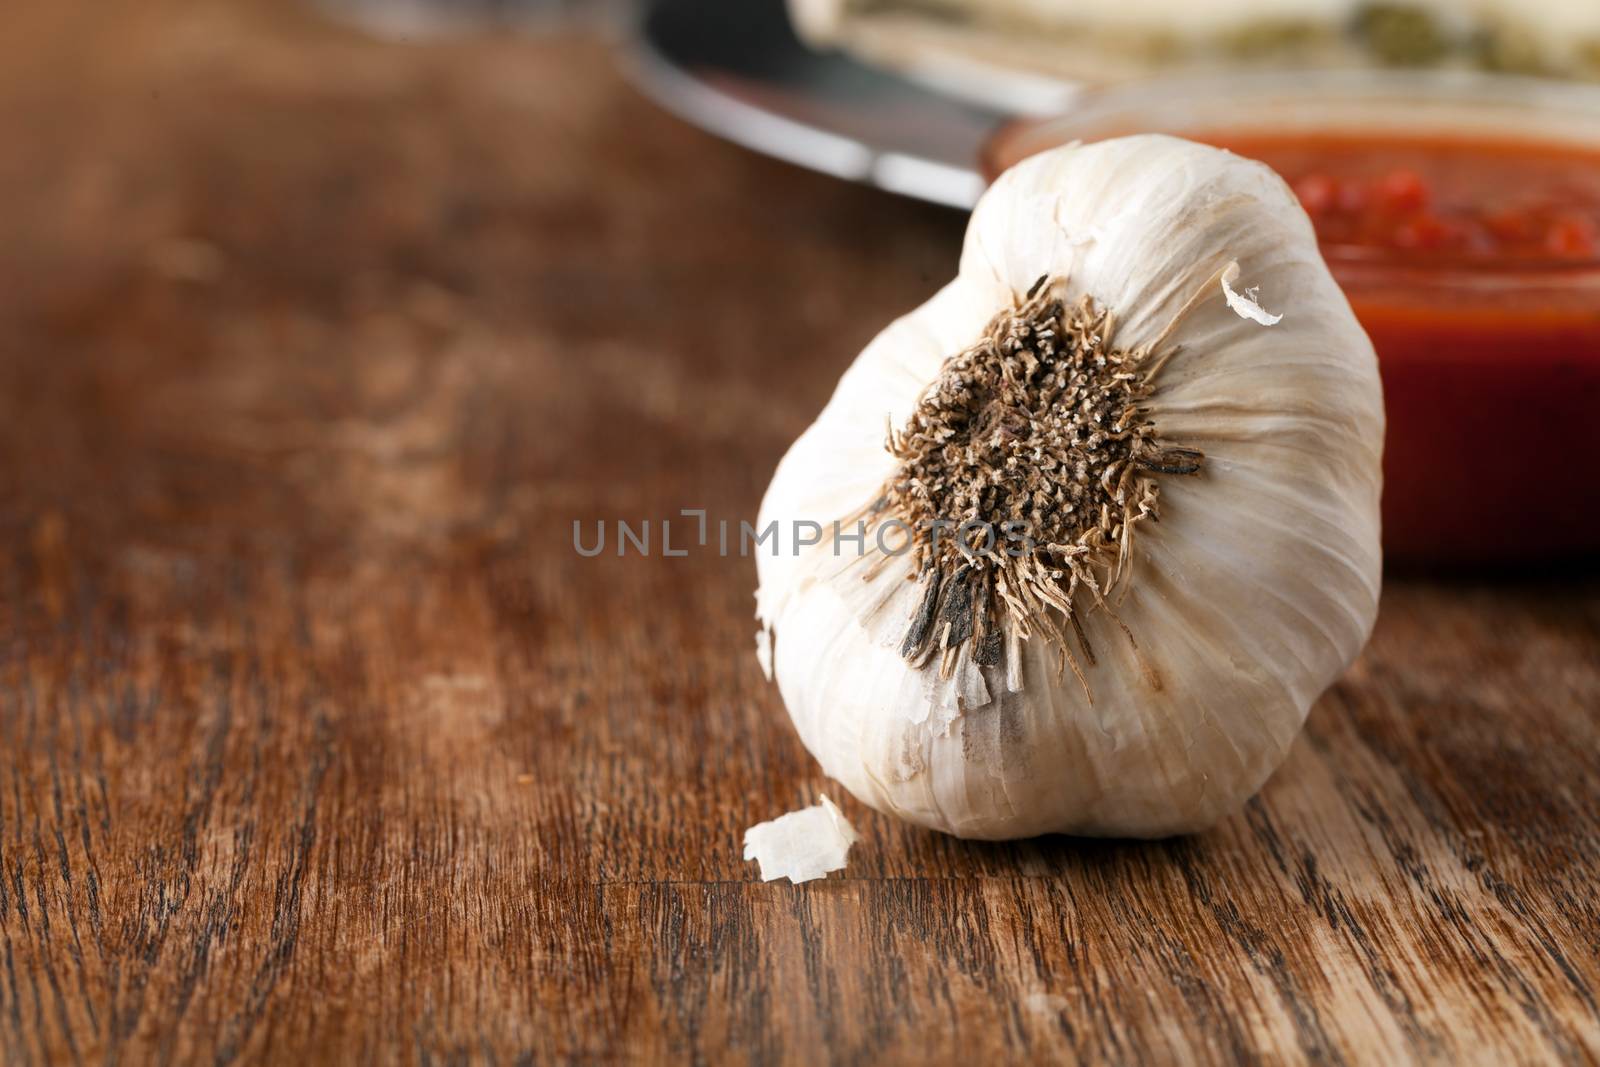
755,135,1383,841
743,796,859,883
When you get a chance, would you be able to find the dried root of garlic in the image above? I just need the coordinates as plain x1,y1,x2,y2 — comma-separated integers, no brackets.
755,135,1383,840
743,796,859,883
871,278,1202,697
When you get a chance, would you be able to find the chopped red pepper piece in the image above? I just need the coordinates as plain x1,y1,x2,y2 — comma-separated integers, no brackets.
1373,169,1431,215
1544,216,1597,258
1291,173,1339,216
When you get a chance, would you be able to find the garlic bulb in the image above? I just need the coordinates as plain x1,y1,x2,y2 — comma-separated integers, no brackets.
755,135,1383,840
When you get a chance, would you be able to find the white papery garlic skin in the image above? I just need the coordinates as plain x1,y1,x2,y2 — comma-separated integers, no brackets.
743,796,859,883
755,135,1383,840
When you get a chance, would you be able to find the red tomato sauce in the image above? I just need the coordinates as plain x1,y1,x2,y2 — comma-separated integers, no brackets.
1210,132,1600,263
1194,131,1600,563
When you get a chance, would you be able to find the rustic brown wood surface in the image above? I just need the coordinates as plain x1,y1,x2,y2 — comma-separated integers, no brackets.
2,1,1598,1063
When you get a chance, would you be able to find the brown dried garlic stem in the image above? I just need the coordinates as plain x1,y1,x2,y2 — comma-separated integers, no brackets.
871,276,1203,686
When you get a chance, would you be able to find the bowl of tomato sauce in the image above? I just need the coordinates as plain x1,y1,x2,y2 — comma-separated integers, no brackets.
982,72,1600,565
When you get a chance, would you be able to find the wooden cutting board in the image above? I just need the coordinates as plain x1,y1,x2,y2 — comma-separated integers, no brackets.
1,1,1596,1062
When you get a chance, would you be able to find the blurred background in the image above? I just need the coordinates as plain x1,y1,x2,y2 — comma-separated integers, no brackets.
8,0,1591,571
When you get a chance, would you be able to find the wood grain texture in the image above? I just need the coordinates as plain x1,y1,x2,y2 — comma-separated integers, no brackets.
1,1,1598,1063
